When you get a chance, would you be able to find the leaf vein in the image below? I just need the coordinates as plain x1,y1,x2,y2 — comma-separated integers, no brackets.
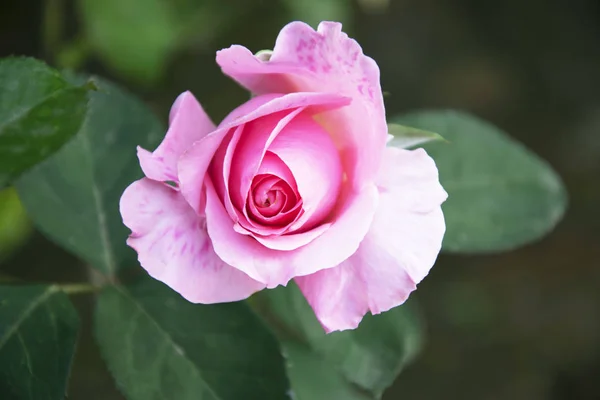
0,86,81,135
115,286,222,400
80,130,117,276
0,286,57,351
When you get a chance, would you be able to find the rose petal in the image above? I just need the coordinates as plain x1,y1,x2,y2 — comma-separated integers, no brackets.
267,113,342,231
227,111,342,242
214,125,244,221
244,181,302,234
256,152,298,192
216,45,309,94
179,91,350,214
120,178,264,303
296,147,447,332
372,147,448,281
377,146,448,209
253,222,331,251
251,177,286,216
217,21,387,189
204,178,378,287
235,201,302,236
138,91,215,185
228,108,303,214
225,117,303,236
249,175,294,219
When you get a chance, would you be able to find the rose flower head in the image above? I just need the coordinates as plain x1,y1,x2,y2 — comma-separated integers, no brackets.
120,21,447,332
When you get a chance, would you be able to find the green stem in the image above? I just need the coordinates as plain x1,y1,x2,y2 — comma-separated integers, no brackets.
246,294,307,345
59,283,100,295
0,276,100,294
43,0,65,61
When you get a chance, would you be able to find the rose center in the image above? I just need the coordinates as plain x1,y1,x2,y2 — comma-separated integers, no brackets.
247,173,301,224
256,190,277,208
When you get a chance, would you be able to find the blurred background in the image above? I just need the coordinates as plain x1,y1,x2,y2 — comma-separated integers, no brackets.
1,0,599,399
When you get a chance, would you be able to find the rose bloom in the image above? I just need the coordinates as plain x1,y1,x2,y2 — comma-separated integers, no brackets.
120,21,447,332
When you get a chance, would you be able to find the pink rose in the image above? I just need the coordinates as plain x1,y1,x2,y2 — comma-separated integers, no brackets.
120,21,447,332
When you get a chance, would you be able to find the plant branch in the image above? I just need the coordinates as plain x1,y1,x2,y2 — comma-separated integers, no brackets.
59,283,100,295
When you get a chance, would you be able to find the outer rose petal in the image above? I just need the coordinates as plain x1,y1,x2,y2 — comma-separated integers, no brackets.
204,178,378,288
217,21,387,189
215,45,306,94
178,92,350,214
120,178,264,303
138,91,215,184
296,147,447,332
372,147,448,282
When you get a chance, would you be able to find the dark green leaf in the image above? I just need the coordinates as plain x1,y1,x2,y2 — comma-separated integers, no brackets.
387,122,445,149
0,57,89,188
254,283,423,399
95,276,291,400
283,342,373,400
16,77,163,276
0,285,79,400
392,110,567,252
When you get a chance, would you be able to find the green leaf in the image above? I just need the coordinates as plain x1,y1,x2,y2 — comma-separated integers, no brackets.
0,57,89,188
392,110,567,252
0,188,32,262
15,77,163,276
95,276,291,400
253,283,423,399
0,285,79,399
283,342,373,400
76,0,251,84
387,122,445,149
78,0,179,83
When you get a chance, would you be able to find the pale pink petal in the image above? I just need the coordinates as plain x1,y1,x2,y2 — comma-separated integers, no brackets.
295,262,371,333
296,147,447,332
295,247,416,333
253,222,331,251
120,178,264,303
371,147,448,282
138,91,215,184
268,113,342,231
204,177,378,288
178,92,350,214
217,21,387,189
168,91,187,123
216,45,308,93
